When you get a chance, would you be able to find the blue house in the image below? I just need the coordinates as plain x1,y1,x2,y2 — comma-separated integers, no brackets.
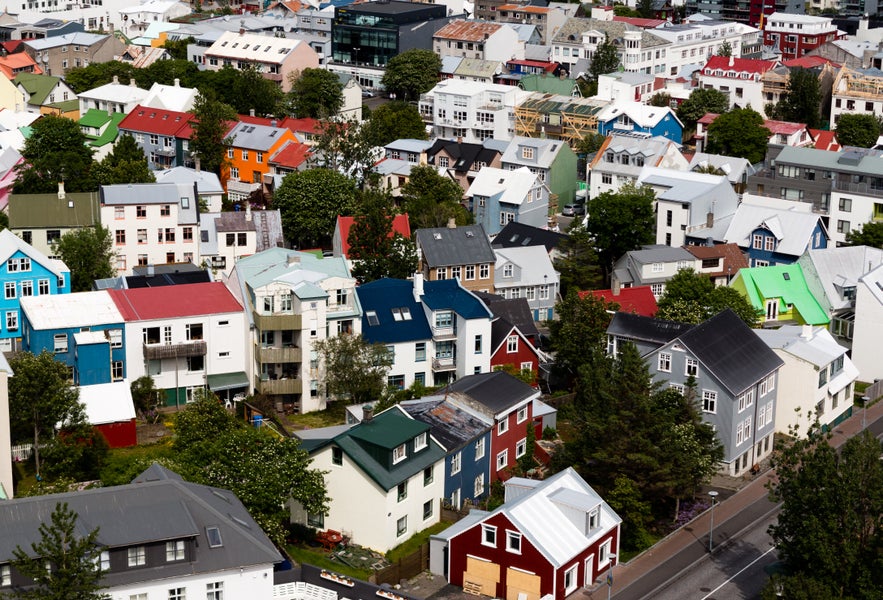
20,290,127,386
0,229,70,352
466,166,549,236
596,101,683,143
400,395,493,509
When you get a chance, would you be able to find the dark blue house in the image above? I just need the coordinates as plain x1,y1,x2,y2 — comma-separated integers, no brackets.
400,395,492,510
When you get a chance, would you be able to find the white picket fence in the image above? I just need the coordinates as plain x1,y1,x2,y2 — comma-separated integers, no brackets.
11,443,33,462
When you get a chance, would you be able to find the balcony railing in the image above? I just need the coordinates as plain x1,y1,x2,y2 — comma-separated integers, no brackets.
432,356,456,371
143,340,206,360
252,310,302,331
432,325,456,340
256,344,302,364
833,179,883,198
257,377,302,395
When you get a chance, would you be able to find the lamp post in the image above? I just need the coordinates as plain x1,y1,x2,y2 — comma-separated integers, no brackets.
606,554,618,600
708,490,719,552
862,395,869,430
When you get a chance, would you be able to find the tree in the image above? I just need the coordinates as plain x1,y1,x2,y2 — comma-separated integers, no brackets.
40,422,109,482
381,49,442,101
767,68,822,129
585,182,656,277
189,92,237,178
93,134,155,186
836,113,882,148
310,118,377,187
130,376,160,416
162,37,196,61
400,165,471,231
846,221,883,248
173,391,240,452
716,40,733,57
362,101,428,147
648,92,672,107
138,58,201,89
226,65,284,117
766,430,883,598
589,35,620,81
575,132,607,156
676,88,729,131
655,268,760,326
8,351,85,478
273,168,357,248
347,189,418,283
63,61,135,93
286,68,344,118
636,0,654,18
11,502,107,600
706,107,770,164
313,334,393,406
553,219,602,296
14,115,96,194
53,225,116,292
548,290,611,381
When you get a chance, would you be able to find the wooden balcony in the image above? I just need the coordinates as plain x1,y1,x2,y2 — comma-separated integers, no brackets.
257,377,302,395
252,310,302,331
143,341,206,360
256,344,302,364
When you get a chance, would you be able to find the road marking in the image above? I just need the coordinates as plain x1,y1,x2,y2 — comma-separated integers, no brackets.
698,546,777,600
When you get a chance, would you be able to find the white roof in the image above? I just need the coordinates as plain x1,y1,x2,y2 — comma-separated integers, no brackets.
598,101,681,129
24,32,109,51
78,80,150,104
119,0,186,14
154,166,224,195
20,291,123,330
205,30,303,63
73,330,108,346
755,325,847,367
467,166,538,206
0,229,67,279
800,245,883,312
723,198,824,257
494,245,558,287
140,81,199,112
79,381,137,425
859,262,883,307
427,78,521,97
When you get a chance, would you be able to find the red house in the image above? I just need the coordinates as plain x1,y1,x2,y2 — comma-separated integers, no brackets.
80,381,138,448
582,286,658,317
430,468,621,600
490,320,541,384
332,214,411,260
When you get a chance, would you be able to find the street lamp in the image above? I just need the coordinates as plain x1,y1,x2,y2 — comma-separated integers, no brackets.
606,554,618,600
708,490,719,552
862,395,869,430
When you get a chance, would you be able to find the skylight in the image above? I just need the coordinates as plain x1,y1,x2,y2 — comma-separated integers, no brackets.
366,310,379,326
392,308,403,321
783,273,791,280
206,526,223,548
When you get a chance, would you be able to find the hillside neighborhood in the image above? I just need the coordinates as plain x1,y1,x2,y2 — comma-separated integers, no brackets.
0,0,882,598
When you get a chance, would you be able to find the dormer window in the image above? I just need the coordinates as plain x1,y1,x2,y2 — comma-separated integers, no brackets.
206,526,223,548
415,431,428,451
393,443,407,464
506,531,522,554
588,507,600,530
521,146,534,160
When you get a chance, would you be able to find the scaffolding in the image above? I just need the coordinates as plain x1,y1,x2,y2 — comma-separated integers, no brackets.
515,93,605,147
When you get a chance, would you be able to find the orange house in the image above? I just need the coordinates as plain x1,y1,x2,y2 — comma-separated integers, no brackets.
223,120,298,200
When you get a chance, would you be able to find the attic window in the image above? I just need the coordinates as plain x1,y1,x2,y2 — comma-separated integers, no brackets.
392,308,403,321
393,443,407,464
366,310,379,326
783,273,791,281
401,307,412,320
465,231,474,238
433,233,442,240
205,526,223,548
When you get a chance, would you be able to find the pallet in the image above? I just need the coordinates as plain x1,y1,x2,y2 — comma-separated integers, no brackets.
463,580,483,596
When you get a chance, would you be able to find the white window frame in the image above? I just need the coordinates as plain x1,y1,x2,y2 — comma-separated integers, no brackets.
516,406,528,423
414,431,428,451
515,437,527,458
498,418,509,435
127,546,146,567
658,352,672,372
564,564,578,594
685,357,698,377
496,449,508,470
393,443,407,464
451,451,461,475
481,524,497,547
506,531,522,554
475,437,485,460
702,390,717,413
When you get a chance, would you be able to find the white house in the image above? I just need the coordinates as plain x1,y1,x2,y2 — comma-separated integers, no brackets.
695,55,781,117
140,79,199,112
118,0,191,37
851,264,883,383
0,353,11,499
77,76,150,117
493,245,560,322
433,20,523,63
588,133,689,197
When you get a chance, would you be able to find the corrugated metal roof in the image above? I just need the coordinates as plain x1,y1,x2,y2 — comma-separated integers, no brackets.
23,293,123,331
109,282,242,321
416,224,496,268
8,191,101,229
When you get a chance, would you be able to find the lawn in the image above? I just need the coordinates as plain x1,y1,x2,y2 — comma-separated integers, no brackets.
387,521,451,562
285,402,347,430
285,545,373,580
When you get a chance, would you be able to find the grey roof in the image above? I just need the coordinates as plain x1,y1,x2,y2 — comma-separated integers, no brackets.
493,222,566,253
100,182,199,225
754,325,848,368
774,145,883,175
689,152,756,185
386,138,433,154
416,224,496,268
399,396,491,452
444,371,539,419
624,244,696,265
722,201,825,257
23,31,108,50
798,245,883,314
474,291,540,339
228,121,290,151
501,136,567,169
0,464,281,584
551,16,668,48
154,166,224,195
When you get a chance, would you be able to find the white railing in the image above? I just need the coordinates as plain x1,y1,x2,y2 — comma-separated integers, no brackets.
11,444,33,462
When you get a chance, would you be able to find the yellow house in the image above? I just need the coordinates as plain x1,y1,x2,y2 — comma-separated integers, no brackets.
0,73,26,113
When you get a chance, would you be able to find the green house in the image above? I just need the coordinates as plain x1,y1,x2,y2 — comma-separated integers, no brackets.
730,264,829,326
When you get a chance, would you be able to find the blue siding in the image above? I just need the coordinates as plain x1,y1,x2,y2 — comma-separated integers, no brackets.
0,250,70,341
598,113,682,144
443,430,492,506
22,318,126,385
746,222,827,267
76,341,112,385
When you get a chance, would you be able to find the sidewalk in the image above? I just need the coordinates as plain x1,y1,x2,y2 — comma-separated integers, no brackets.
579,399,883,600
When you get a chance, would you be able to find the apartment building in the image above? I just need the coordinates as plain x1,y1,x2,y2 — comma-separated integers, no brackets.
419,79,530,143
204,31,319,93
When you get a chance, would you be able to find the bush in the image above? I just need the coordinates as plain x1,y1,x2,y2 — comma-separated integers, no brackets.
542,426,557,440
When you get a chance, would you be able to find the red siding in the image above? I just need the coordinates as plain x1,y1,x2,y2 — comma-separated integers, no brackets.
552,528,619,600
491,337,539,383
95,419,137,448
490,401,533,482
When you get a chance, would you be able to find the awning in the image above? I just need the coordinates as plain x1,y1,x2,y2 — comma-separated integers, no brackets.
207,372,249,392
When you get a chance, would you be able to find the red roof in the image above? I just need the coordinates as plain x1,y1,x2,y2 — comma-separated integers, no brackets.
281,117,322,135
697,112,720,125
613,16,666,28
783,56,839,69
702,56,779,77
118,105,195,137
108,282,242,321
507,59,557,71
336,214,411,258
810,129,840,151
763,119,806,135
269,140,311,169
580,286,658,317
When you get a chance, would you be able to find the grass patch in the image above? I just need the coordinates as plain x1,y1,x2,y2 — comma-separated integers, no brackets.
99,439,175,486
386,521,450,563
286,402,347,430
286,545,372,580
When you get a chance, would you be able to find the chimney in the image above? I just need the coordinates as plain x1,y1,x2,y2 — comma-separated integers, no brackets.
447,217,457,229
413,272,424,302
249,108,255,117
612,277,621,296
287,254,301,265
706,211,714,228
194,157,201,172
728,55,734,68
362,403,374,423
245,202,252,222
801,324,813,340
112,75,119,84
270,119,277,127
174,78,180,87
57,181,66,200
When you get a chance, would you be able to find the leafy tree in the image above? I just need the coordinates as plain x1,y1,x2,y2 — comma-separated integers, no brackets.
130,376,160,416
648,92,672,107
836,113,882,148
274,168,357,248
347,189,418,282
766,430,883,598
40,422,109,482
310,118,377,187
313,334,393,405
286,68,344,118
548,290,611,381
162,37,196,61
14,115,96,193
575,132,607,156
138,58,201,89
8,351,85,477
518,421,537,472
189,92,237,178
553,219,602,296
676,88,729,131
400,165,471,231
656,268,759,326
846,221,883,248
362,101,428,147
226,64,284,117
585,182,656,277
767,68,821,129
381,49,442,101
716,40,733,57
706,107,770,164
606,475,654,550
54,225,116,292
63,61,135,93
11,502,107,600
636,0,654,18
589,35,620,81
93,134,155,186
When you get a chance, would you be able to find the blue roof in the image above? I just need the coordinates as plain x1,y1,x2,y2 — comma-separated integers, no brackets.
422,279,492,319
356,279,432,344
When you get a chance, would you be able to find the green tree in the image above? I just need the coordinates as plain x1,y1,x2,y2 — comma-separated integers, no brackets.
846,221,883,248
575,132,607,156
766,430,883,598
274,168,357,248
225,64,284,117
14,115,96,194
314,334,393,405
63,61,135,93
706,107,770,164
656,268,759,326
286,68,344,118
836,113,882,148
400,165,471,231
585,182,656,276
637,0,654,18
362,101,428,147
54,225,116,292
8,351,85,477
93,134,155,186
347,189,418,283
138,58,201,89
40,422,110,482
676,88,729,131
173,392,238,452
162,37,196,61
130,376,160,416
11,502,107,600
548,290,611,381
716,40,733,57
606,475,654,550
382,49,442,101
310,118,377,187
648,92,672,107
189,92,237,178
768,68,822,129
553,219,602,296
589,35,620,81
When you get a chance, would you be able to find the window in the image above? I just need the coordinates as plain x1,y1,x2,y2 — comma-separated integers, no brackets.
760,373,775,396
161,204,171,217
505,530,522,554
20,281,32,297
738,388,755,412
242,149,249,161
127,546,146,567
415,342,426,362
206,582,223,600
396,516,408,537
451,451,461,475
465,265,475,280
481,524,497,546
475,437,485,459
332,447,343,466
138,229,148,244
112,361,123,381
752,234,764,249
397,481,408,502
498,417,509,435
186,323,203,341
393,443,407,463
424,465,433,485
206,527,223,548
6,312,17,332
4,282,14,300
515,437,527,458
837,220,850,234
166,540,185,562
183,227,193,242
564,565,578,594
658,352,672,372
136,205,147,218
765,236,775,252
231,167,239,180
165,228,176,243
168,589,185,600
451,266,461,280
115,229,126,245
685,357,698,377
703,390,717,413
187,356,204,372
507,335,518,353
599,539,611,566
839,197,852,212
652,262,663,273
496,449,508,470
521,146,534,159
480,264,490,279
503,264,513,278
818,367,827,388
257,152,263,163
415,431,428,451
54,333,68,353
474,473,485,497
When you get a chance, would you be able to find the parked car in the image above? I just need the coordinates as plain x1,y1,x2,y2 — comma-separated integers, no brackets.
562,203,586,216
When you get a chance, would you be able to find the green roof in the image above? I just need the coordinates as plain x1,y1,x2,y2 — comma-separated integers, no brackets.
13,72,62,105
90,112,127,148
519,73,579,96
9,192,101,228
734,264,829,325
80,108,113,128
47,99,79,112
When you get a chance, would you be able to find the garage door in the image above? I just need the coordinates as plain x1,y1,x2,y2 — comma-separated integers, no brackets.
464,557,500,597
505,568,541,600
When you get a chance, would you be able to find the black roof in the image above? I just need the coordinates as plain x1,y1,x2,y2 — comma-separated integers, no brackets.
445,371,537,416
297,564,422,600
125,270,213,288
607,312,693,348
399,397,491,452
474,291,539,340
426,139,501,173
676,309,784,395
492,222,567,253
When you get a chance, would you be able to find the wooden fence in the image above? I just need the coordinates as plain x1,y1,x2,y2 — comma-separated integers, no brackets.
373,543,429,586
